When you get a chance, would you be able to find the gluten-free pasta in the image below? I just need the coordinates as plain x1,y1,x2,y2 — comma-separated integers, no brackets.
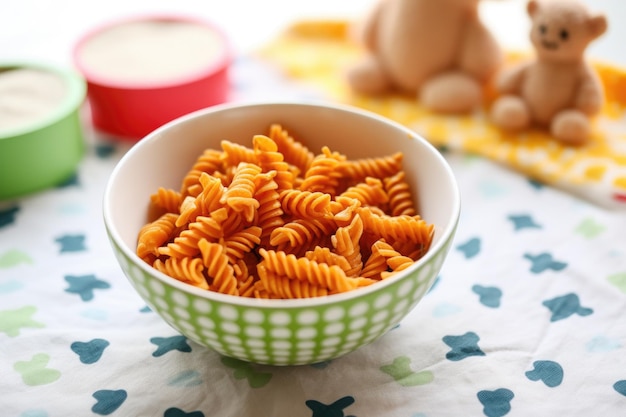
137,124,434,299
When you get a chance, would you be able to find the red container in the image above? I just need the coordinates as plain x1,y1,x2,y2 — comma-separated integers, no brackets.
73,14,232,140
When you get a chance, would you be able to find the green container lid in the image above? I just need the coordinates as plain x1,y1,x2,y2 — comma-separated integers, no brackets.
0,62,87,200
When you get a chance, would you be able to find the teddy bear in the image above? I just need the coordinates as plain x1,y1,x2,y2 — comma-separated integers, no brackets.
346,0,503,114
490,0,608,145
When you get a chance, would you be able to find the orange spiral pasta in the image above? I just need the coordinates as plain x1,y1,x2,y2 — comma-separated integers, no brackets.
280,189,332,219
331,214,364,277
150,187,183,214
358,207,434,246
176,196,198,227
220,162,261,222
153,257,208,290
338,152,403,183
175,172,226,228
253,171,285,243
136,124,434,299
157,230,202,259
305,246,352,273
137,212,179,261
234,260,256,296
330,195,361,227
360,240,389,279
180,148,223,197
258,267,329,299
253,135,294,192
269,217,335,254
158,208,228,258
384,171,417,217
238,276,257,298
371,240,415,279
268,124,315,174
198,238,238,295
258,248,373,293
392,240,428,262
220,140,256,167
338,177,389,208
194,173,226,217
299,146,344,196
221,226,262,264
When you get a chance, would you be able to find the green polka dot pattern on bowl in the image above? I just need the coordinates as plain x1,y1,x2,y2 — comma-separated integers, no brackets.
109,231,454,366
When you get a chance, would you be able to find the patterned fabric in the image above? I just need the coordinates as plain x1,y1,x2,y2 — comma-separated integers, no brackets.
258,20,626,210
2,54,626,416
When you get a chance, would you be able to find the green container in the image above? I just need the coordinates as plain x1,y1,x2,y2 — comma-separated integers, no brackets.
0,62,86,200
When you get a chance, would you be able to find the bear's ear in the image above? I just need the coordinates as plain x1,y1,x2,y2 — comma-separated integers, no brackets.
587,14,608,39
527,0,539,17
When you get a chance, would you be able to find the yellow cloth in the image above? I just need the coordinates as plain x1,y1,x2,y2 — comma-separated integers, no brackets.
258,20,626,210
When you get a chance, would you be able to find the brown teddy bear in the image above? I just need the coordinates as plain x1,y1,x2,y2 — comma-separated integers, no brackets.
490,0,608,145
346,0,503,114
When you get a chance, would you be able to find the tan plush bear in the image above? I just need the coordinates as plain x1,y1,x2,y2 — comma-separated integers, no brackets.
490,0,607,145
346,0,503,114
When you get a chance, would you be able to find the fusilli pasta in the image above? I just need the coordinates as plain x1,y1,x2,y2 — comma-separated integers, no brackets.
136,124,434,299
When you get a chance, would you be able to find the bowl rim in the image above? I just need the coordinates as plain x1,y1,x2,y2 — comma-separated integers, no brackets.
72,13,233,90
0,61,86,138
103,100,461,309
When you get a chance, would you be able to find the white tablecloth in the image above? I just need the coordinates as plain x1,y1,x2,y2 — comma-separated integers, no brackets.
2,1,626,416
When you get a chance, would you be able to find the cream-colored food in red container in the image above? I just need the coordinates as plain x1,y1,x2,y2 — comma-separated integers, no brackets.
73,15,232,140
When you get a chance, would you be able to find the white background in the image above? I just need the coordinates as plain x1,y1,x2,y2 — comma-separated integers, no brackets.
0,0,624,69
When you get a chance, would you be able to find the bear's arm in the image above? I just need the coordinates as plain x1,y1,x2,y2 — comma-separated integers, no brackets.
496,62,531,95
457,21,503,81
356,0,387,51
574,65,604,116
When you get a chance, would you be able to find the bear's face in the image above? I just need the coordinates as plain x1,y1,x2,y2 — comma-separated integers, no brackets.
527,0,607,63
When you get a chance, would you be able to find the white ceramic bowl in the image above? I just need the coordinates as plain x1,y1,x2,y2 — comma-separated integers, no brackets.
103,101,460,365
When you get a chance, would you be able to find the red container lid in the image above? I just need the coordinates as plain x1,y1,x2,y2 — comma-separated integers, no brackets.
73,14,233,140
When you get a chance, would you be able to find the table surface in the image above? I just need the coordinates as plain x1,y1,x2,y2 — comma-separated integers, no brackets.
1,1,626,416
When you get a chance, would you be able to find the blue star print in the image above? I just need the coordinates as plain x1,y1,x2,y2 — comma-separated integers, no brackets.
477,388,514,417
457,237,481,259
71,338,110,364
92,389,127,415
443,331,486,361
508,214,541,231
55,234,87,253
164,407,205,417
472,285,502,308
150,335,192,357
95,143,116,158
56,173,79,188
0,205,19,229
306,396,355,417
528,179,544,190
64,274,111,301
524,253,567,274
614,380,626,397
525,360,563,387
542,293,593,322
